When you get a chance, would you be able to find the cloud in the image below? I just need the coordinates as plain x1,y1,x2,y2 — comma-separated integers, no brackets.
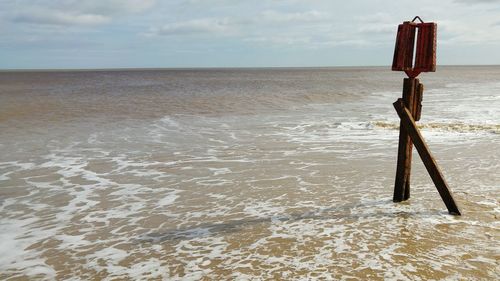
7,0,156,26
454,0,500,3
71,0,156,15
358,24,394,34
260,10,329,23
355,13,397,35
148,10,331,38
14,10,110,26
244,36,312,45
150,18,236,36
438,19,500,45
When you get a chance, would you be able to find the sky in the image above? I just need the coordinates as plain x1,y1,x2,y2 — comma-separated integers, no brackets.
0,0,500,69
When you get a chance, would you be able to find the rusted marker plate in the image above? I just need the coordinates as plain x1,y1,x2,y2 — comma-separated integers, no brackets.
392,17,436,78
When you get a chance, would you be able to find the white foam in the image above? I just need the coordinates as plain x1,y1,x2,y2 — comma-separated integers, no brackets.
158,192,181,207
0,218,57,279
208,167,231,176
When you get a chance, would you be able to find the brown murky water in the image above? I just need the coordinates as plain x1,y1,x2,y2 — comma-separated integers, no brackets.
0,67,499,280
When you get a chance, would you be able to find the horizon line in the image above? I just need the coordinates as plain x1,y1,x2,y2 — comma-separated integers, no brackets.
1,64,499,72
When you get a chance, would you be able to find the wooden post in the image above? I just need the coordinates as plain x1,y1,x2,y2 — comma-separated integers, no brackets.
393,78,418,202
414,83,424,122
390,17,460,214
393,99,461,215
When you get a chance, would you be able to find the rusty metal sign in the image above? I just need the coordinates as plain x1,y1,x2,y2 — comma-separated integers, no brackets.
392,16,436,78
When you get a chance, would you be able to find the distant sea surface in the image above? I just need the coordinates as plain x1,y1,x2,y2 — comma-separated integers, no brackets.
1,66,499,280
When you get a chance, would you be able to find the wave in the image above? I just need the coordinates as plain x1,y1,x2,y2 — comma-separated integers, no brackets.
372,121,500,134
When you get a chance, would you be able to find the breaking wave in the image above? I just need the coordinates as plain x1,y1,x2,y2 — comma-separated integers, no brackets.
372,121,500,134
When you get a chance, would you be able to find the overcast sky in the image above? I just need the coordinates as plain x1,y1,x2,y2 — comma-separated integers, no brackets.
1,0,499,69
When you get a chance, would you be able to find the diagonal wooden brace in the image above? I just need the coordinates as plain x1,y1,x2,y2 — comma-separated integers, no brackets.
393,99,461,215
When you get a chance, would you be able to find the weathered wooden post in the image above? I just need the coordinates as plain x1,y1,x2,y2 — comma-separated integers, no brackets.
391,16,461,215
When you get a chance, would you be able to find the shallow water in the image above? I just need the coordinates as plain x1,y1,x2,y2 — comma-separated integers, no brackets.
0,67,499,280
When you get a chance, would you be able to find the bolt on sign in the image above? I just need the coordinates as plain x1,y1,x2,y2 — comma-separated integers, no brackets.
390,16,461,215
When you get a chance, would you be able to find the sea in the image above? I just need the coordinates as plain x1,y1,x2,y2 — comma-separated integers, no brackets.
0,66,499,280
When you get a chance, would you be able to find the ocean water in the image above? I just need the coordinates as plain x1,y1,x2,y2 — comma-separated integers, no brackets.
0,67,498,280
